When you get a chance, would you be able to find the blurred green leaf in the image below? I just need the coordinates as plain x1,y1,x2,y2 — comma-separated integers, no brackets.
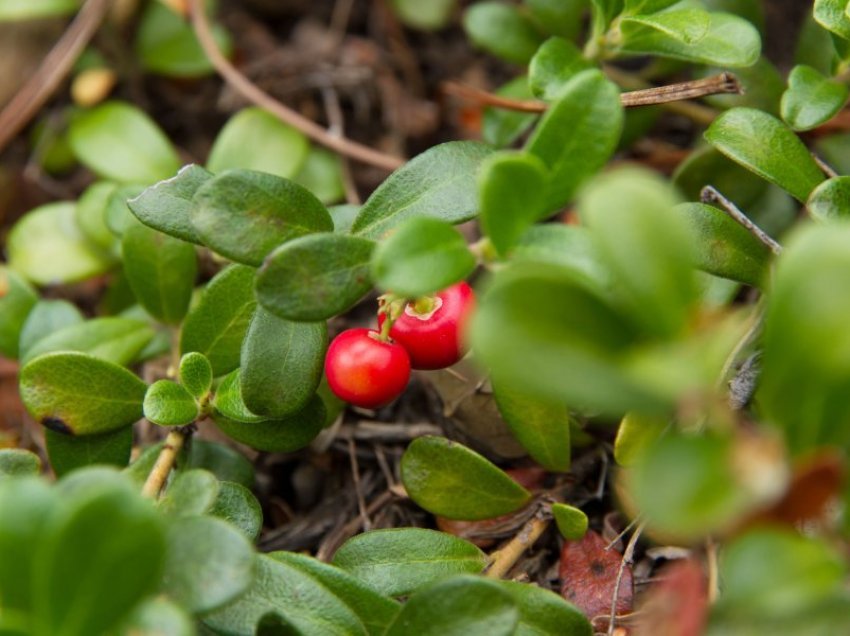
21,317,155,367
479,152,549,257
240,307,327,418
0,0,78,20
525,0,585,39
464,1,544,64
511,224,610,289
18,300,84,362
807,176,850,222
0,449,41,477
482,77,539,148
8,202,113,286
293,146,345,205
191,169,332,266
814,0,850,40
352,142,493,239
161,515,255,614
528,37,591,101
623,9,711,45
256,233,375,321
209,481,263,541
178,351,213,400
105,184,146,237
499,580,591,636
68,101,180,183
120,597,194,636
180,264,257,377
613,411,667,466
781,65,848,131
122,224,197,325
127,164,212,244
525,69,623,211
0,265,38,358
622,0,679,13
144,380,199,427
207,108,309,179
400,436,532,520
45,426,132,477
391,0,455,30
795,13,838,75
705,107,825,202
330,204,360,233
20,352,146,435
181,439,254,488
492,380,572,472
371,217,475,297
158,468,220,517
383,575,518,636
75,181,119,252
673,145,768,209
332,528,487,597
550,504,588,541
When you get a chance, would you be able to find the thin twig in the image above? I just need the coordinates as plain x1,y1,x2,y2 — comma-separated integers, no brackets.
608,520,646,636
441,73,740,116
485,508,551,579
706,537,719,604
321,87,361,204
188,0,404,171
0,0,112,154
141,426,193,499
812,152,839,178
317,489,395,561
347,437,371,532
701,186,783,255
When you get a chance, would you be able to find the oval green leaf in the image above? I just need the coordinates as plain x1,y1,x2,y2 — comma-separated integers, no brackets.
551,503,588,541
68,101,180,183
256,232,375,321
20,352,146,435
293,146,345,205
22,317,155,367
181,439,255,489
332,528,488,597
144,380,199,427
45,426,133,477
120,597,194,636
0,265,38,358
190,169,332,266
0,448,42,477
613,411,668,467
178,351,213,400
499,580,592,636
781,65,849,131
528,37,592,101
814,0,850,40
400,436,532,520
75,181,120,252
807,176,850,222
18,299,84,362
209,481,263,541
463,1,544,64
371,217,475,297
482,77,539,148
158,468,220,517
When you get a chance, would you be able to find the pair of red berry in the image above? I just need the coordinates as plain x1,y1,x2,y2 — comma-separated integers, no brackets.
325,282,475,408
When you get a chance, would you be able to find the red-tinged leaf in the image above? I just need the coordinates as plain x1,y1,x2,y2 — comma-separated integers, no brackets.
634,558,708,636
559,529,633,622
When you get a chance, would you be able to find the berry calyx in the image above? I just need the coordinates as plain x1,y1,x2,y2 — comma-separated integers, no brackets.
378,282,476,370
324,328,411,408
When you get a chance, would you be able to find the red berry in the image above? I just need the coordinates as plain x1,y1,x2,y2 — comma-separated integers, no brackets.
379,282,476,370
324,328,411,408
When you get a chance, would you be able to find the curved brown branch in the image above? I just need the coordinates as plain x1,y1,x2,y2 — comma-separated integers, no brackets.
0,0,112,154
188,0,404,172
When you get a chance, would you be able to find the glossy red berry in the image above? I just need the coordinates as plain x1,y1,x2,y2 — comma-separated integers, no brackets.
379,282,476,370
324,328,411,408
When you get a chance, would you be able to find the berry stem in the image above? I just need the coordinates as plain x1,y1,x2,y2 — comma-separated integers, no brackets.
377,296,407,342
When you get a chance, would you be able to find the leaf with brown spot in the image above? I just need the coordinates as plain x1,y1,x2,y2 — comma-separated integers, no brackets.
559,529,633,621
634,558,708,636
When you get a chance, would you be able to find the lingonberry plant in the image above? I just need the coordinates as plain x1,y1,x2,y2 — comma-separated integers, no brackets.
2,0,850,633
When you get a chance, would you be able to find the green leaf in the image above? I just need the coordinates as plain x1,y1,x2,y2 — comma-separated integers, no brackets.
269,552,401,634
371,217,475,297
180,264,257,377
759,223,850,453
525,0,585,39
32,471,166,636
75,181,120,252
0,476,56,610
479,152,550,258
589,0,624,36
814,0,850,40
525,69,623,211
255,232,375,321
161,515,255,614
0,0,78,20
204,553,368,636
705,107,826,202
21,317,155,367
0,265,38,358
622,0,679,14
675,202,772,287
482,77,539,148
332,528,488,597
105,184,147,237
613,411,667,466
383,575,518,636
630,431,750,539
351,141,494,240
7,202,113,286
122,223,197,325
127,164,212,244
158,468,220,516
808,176,850,222
18,300,84,361
330,204,360,233
20,352,146,435
178,351,213,399
180,439,255,488
463,1,544,64
144,380,199,427
781,64,849,131
212,370,266,424
622,9,712,46
492,380,572,472
240,307,327,418
120,597,194,636
391,0,455,30
619,12,761,67
68,101,180,183
190,169,332,266
208,107,309,179
512,224,609,288
0,449,41,477
136,0,231,78
45,426,133,476
528,37,592,101
673,145,769,210
209,481,263,540
293,146,345,205
499,580,592,636
550,503,588,541
400,436,532,520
